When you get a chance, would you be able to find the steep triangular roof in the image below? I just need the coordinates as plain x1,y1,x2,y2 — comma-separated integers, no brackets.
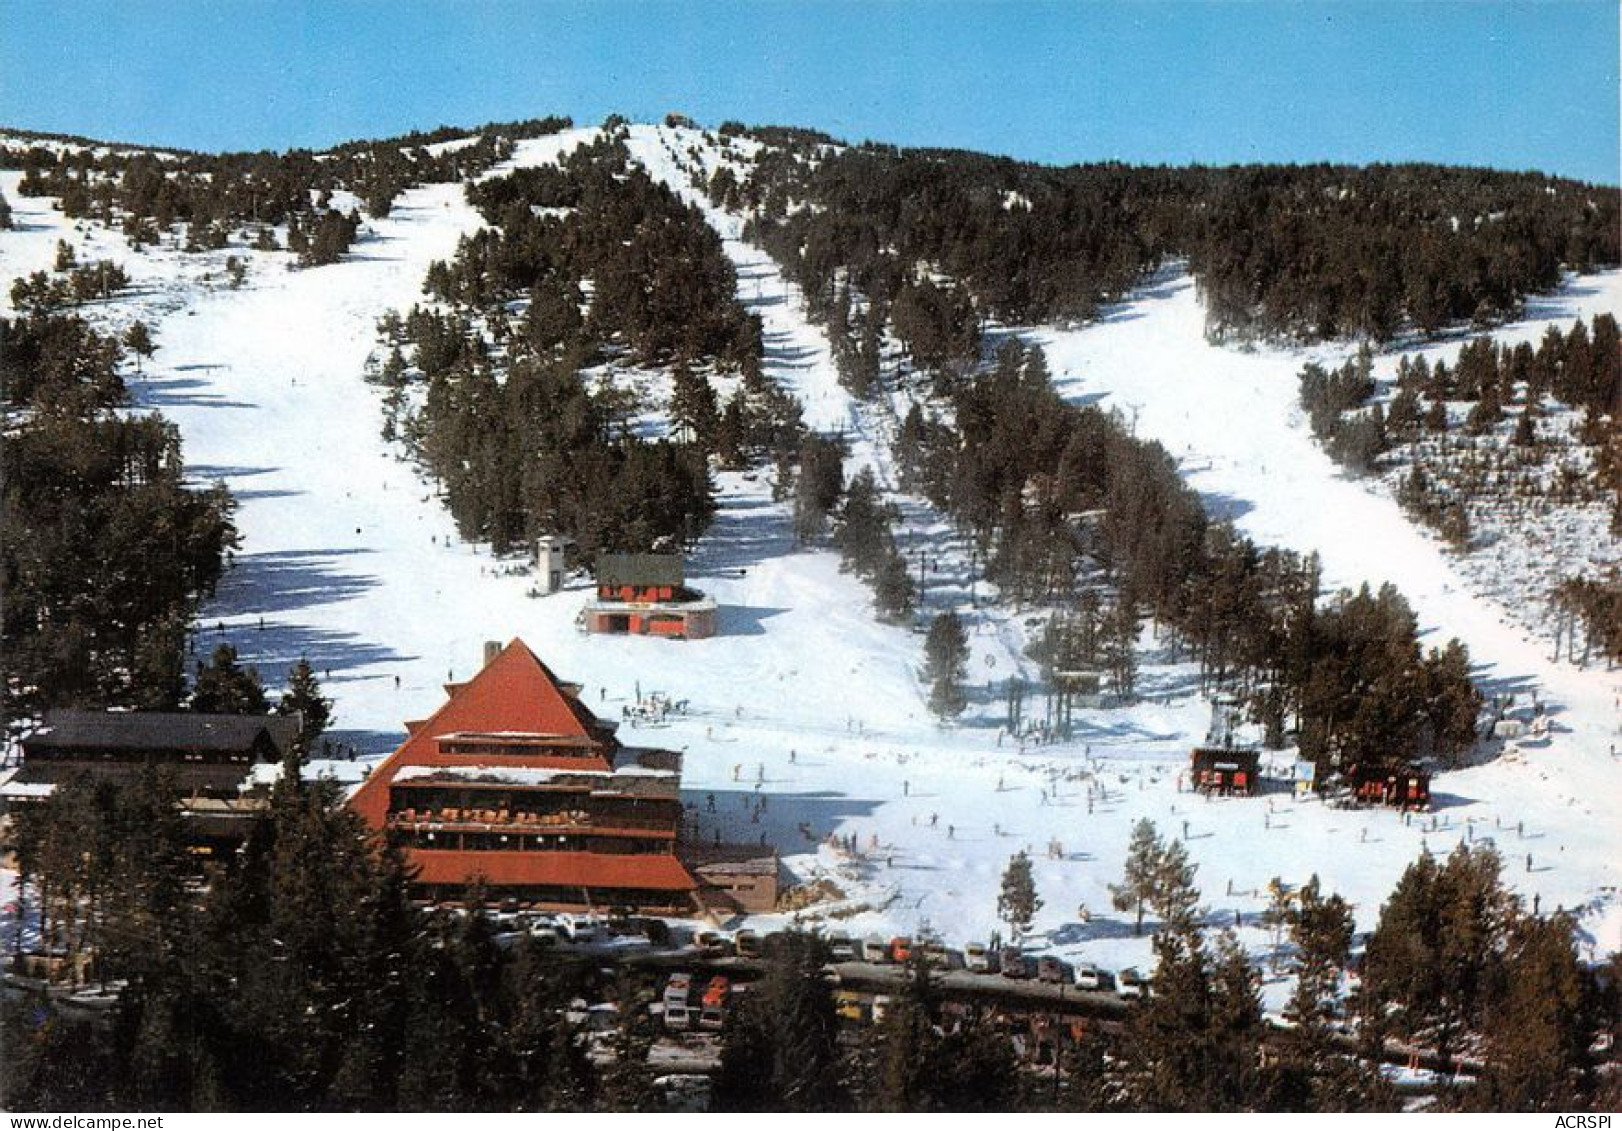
350,639,613,825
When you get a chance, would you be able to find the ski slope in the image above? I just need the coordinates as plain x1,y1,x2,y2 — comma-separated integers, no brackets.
2,128,1619,981
622,124,1039,690
1028,269,1622,953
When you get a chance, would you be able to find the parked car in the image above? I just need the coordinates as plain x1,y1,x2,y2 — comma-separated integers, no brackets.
1117,967,1150,999
558,913,604,942
733,929,763,959
861,935,889,963
964,942,998,973
693,929,732,955
888,936,914,964
1037,956,1071,984
654,1074,710,1113
922,940,954,969
1071,962,1106,991
630,916,671,947
834,990,867,1023
699,976,730,1030
999,948,1032,979
528,924,560,947
827,932,857,962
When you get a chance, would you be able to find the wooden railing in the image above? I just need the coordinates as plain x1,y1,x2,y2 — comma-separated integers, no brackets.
386,808,675,834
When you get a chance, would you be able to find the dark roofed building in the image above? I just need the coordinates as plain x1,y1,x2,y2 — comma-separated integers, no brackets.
1189,746,1261,797
5,709,301,853
583,552,717,640
1345,762,1431,811
596,552,686,593
21,710,299,765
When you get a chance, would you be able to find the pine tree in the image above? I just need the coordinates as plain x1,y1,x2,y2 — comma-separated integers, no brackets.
792,434,845,545
713,932,845,1111
124,321,155,374
931,1011,1022,1111
1120,929,1266,1110
1513,401,1538,447
1473,913,1593,1111
276,658,332,760
1359,845,1518,1063
1103,598,1139,701
190,643,268,714
833,468,892,577
595,971,661,1111
1271,876,1392,1111
1465,378,1502,434
864,950,1021,1111
997,851,1042,941
668,363,718,448
1148,836,1201,933
715,390,748,468
923,610,969,718
1111,818,1163,935
867,952,940,1110
1285,874,1354,1025
872,549,917,623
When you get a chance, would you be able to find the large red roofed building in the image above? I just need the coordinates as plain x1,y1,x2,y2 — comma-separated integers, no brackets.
350,639,697,913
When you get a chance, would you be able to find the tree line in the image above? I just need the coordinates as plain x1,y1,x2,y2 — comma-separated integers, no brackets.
1297,314,1620,660
711,820,1618,1112
9,240,132,317
4,116,573,260
894,339,1480,772
1,311,237,715
1303,313,1620,479
729,133,1617,360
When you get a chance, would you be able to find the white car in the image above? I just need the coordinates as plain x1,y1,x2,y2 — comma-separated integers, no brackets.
964,942,994,973
1117,967,1150,999
557,913,604,942
1072,962,1106,991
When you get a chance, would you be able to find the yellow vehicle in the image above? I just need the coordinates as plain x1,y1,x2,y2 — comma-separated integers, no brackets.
834,990,867,1023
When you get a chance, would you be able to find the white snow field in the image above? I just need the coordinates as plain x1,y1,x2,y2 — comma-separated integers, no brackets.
2,127,1618,985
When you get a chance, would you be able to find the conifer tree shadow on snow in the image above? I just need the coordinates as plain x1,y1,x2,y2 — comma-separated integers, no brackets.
207,548,380,616
714,604,790,636
193,622,413,692
687,495,795,575
321,728,414,758
1047,918,1139,946
679,788,881,856
131,374,259,411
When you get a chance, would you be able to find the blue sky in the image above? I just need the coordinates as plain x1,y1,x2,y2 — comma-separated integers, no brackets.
1,0,1616,183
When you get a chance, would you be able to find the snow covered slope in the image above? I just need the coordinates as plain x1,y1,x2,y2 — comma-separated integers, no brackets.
3,127,1618,978
1029,269,1622,951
